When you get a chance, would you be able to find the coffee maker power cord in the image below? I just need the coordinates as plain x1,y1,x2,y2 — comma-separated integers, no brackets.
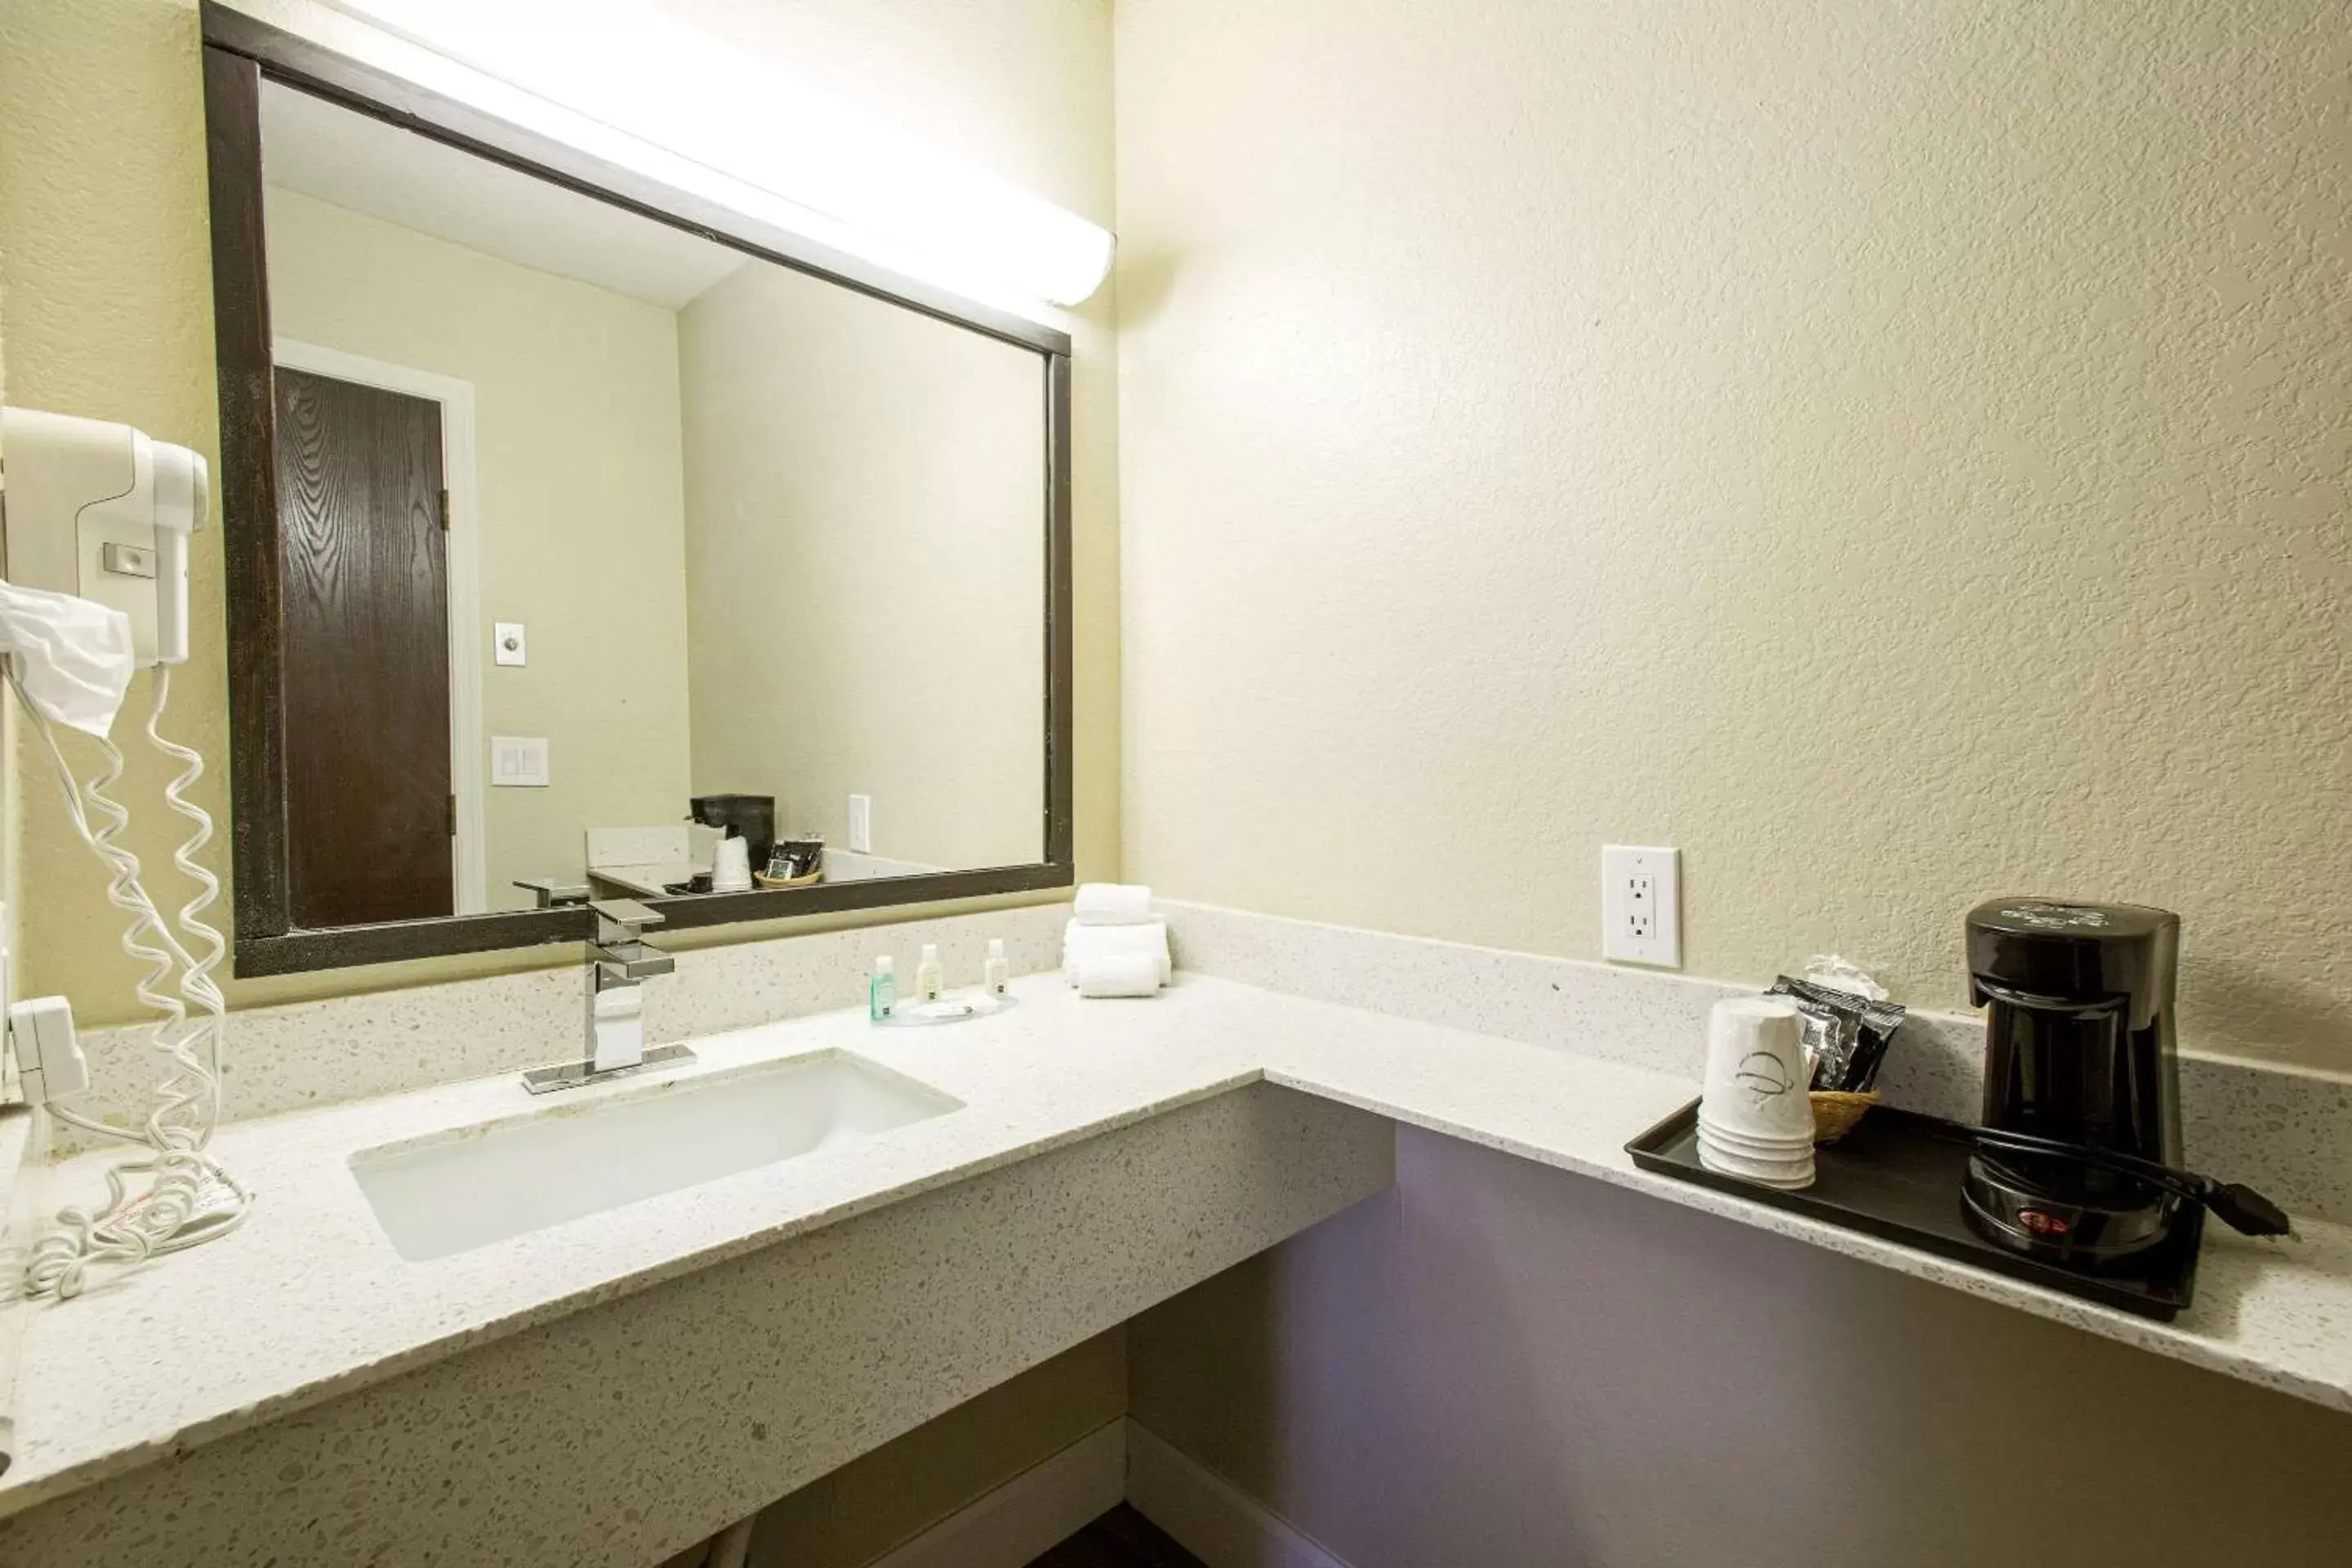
1966,1126,2294,1240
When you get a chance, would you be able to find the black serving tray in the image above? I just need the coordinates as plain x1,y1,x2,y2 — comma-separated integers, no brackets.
1624,1100,2203,1321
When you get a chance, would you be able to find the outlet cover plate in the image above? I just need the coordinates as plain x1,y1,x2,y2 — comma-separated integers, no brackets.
1602,844,1681,968
848,794,872,854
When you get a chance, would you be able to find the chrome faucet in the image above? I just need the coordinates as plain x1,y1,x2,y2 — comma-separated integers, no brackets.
519,899,693,1094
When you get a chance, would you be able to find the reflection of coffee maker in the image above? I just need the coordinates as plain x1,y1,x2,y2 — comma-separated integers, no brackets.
1961,900,2184,1268
688,795,775,880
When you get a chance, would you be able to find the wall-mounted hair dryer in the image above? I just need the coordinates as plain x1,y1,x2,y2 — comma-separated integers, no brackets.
0,405,207,666
0,404,246,1303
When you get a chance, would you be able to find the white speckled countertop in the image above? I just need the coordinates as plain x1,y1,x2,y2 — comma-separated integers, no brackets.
5,972,2346,1517
0,1105,38,1477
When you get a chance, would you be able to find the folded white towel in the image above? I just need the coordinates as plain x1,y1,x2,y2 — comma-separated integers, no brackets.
1062,917,1171,986
1073,883,1155,925
1076,951,1161,998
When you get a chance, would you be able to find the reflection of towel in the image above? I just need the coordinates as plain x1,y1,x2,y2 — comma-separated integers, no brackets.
1062,918,1170,986
1074,883,1155,925
1076,952,1161,998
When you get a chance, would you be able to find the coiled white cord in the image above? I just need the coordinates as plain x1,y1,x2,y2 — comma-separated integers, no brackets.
14,665,251,1300
143,666,232,1125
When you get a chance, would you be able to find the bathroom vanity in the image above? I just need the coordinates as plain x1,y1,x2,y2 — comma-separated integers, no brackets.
3,915,2349,1563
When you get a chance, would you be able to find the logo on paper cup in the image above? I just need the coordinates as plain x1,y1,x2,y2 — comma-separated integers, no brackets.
1734,1050,1797,1098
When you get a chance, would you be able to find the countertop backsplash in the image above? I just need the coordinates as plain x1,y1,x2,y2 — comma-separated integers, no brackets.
42,896,2352,1226
1154,901,2352,1228
55,903,1074,1152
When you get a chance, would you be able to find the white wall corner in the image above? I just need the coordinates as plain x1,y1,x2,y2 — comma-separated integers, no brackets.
1124,1419,1353,1568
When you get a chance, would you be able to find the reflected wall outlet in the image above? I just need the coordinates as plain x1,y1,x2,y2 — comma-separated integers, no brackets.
848,794,872,853
1602,845,1681,968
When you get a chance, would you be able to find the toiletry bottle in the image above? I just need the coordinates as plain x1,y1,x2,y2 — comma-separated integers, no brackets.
916,943,944,1003
869,956,897,1022
985,938,1009,998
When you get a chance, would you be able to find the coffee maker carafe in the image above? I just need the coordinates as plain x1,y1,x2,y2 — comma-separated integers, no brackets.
1961,899,2184,1267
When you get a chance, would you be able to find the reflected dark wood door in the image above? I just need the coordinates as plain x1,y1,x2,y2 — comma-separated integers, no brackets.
274,366,453,926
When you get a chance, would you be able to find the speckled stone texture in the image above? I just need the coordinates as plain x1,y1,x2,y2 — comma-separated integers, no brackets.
1164,900,2352,1226
59,902,1072,1151
0,1084,1392,1567
0,1107,38,1476
10,969,2351,1548
1160,899,1741,1079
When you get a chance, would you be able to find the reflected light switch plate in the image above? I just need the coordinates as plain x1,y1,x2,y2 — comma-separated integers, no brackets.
492,736,550,787
493,622,527,666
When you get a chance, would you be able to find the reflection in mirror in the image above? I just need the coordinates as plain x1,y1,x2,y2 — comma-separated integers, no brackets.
256,82,1047,924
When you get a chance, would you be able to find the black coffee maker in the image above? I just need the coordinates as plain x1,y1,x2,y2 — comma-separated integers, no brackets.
1961,899,2185,1268
688,795,776,879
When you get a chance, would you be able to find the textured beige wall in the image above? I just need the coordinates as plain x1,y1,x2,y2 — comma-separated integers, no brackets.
1115,0,2352,1070
0,0,1116,1018
1131,1128,2352,1568
0,82,16,1047
0,0,230,1020
678,261,1045,871
265,186,693,911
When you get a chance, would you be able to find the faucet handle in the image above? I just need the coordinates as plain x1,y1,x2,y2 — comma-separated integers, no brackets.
589,898,666,945
514,876,591,909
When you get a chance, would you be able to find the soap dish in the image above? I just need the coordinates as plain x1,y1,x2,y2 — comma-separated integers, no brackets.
874,992,1018,1028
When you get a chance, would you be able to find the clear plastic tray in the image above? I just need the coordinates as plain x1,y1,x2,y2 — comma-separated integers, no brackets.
871,991,1019,1028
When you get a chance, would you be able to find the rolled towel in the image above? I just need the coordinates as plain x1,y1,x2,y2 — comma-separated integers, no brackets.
1062,918,1171,985
1073,883,1155,925
1076,951,1161,998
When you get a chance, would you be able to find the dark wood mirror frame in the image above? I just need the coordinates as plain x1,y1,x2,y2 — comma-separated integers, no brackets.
198,3,1076,978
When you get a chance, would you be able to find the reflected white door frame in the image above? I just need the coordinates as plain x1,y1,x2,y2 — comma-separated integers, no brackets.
272,337,488,915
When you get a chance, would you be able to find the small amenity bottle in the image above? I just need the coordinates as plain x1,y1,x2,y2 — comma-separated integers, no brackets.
916,943,944,1003
985,938,1009,998
869,955,897,1022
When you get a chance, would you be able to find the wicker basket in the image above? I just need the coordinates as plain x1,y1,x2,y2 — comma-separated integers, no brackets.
1809,1089,1878,1145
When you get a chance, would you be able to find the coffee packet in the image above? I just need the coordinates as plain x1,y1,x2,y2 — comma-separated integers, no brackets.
1769,959,1906,1092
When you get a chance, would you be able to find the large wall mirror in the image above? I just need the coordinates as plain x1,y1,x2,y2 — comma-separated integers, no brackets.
200,7,1072,976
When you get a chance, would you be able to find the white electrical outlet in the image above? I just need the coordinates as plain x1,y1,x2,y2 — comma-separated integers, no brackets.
848,794,872,854
1602,845,1681,967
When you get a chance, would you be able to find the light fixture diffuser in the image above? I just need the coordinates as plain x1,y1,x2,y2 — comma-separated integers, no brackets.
315,0,1114,309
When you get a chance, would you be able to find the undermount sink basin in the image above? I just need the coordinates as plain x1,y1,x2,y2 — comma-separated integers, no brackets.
350,1049,962,1261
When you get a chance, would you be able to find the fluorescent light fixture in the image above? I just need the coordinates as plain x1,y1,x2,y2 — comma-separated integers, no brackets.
314,0,1113,309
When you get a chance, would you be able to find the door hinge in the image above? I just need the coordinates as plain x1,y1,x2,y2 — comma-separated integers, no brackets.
438,488,451,532
447,793,457,836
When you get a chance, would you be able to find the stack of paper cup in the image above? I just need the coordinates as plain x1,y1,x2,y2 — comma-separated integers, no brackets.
711,835,753,893
1697,996,1815,1188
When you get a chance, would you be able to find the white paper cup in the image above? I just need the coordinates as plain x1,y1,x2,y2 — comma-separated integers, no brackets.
1700,996,1812,1143
1697,1130,1816,1188
1697,1116,1815,1156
